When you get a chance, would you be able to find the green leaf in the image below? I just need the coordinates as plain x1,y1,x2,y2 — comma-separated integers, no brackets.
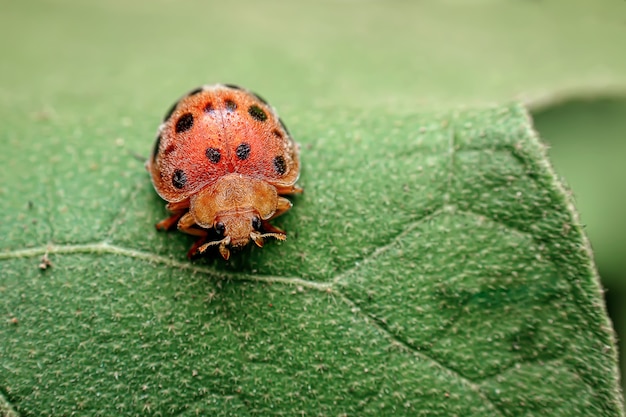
1,1,624,415
1,103,623,416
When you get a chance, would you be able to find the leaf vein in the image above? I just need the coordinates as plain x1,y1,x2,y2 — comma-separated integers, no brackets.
331,207,443,285
0,388,20,417
0,242,331,291
336,289,507,417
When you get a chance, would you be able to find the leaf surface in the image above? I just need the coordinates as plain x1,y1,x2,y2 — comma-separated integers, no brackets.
1,0,624,415
1,104,623,416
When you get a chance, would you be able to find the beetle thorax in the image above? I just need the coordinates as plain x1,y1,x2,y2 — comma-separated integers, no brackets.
189,174,279,246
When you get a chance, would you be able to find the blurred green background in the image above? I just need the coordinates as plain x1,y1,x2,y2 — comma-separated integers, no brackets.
1,0,625,401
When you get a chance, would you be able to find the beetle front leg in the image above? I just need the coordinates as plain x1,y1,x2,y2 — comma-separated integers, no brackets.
155,199,190,231
259,197,293,238
176,212,211,258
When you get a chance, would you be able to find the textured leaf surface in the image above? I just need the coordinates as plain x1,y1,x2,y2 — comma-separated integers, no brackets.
1,103,623,416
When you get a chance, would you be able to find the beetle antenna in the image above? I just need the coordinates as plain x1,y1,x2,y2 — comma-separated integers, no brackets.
259,232,286,241
196,236,231,256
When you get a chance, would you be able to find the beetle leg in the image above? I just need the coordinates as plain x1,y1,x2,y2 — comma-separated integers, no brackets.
260,197,293,237
166,199,190,211
274,184,303,195
155,199,190,231
269,197,292,220
173,212,210,258
156,211,185,231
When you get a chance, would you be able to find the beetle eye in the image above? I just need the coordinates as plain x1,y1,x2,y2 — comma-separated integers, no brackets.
215,222,225,235
252,216,262,231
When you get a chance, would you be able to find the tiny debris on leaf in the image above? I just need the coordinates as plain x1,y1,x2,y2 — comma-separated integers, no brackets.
39,252,52,270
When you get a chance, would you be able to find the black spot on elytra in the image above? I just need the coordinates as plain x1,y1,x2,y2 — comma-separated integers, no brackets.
273,155,287,175
279,118,291,136
248,105,267,122
164,144,176,155
188,87,204,96
225,99,237,112
252,92,268,105
272,129,283,139
224,84,242,90
164,101,178,121
206,147,221,163
172,169,187,189
175,113,194,133
204,102,214,112
236,143,251,160
152,134,162,160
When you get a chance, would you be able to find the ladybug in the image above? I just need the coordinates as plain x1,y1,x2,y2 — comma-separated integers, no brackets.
146,84,302,260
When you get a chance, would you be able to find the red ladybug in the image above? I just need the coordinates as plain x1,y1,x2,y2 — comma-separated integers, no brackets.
147,84,302,260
